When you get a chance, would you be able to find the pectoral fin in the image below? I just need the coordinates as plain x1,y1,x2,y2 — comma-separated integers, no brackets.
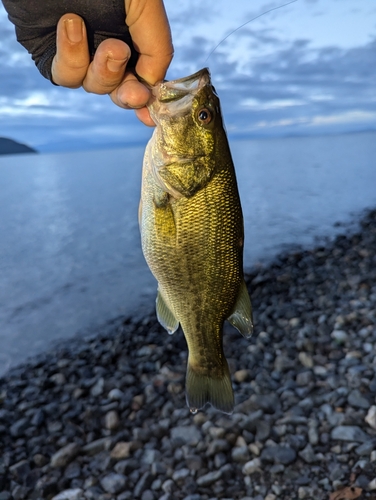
156,289,179,335
227,281,253,338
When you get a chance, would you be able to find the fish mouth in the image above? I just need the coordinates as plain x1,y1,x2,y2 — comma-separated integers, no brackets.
148,68,211,121
157,68,211,103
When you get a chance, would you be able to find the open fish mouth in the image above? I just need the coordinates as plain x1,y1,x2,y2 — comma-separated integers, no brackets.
148,68,212,120
156,68,211,102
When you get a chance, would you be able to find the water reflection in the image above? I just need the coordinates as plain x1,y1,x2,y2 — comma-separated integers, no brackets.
0,132,375,375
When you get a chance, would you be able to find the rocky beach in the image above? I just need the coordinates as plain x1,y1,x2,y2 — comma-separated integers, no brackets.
1,209,376,500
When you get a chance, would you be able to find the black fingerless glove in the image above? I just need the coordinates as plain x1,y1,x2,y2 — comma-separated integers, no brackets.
2,0,138,82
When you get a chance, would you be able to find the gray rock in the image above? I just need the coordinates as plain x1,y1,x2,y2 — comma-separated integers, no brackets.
355,441,376,456
11,485,30,500
231,446,250,463
172,469,190,482
108,388,124,400
64,461,81,479
348,389,370,409
51,489,83,500
31,409,45,427
141,491,155,500
170,425,201,445
82,437,112,456
90,377,104,397
255,420,271,441
83,486,103,499
242,458,261,475
206,439,229,456
365,406,376,430
298,444,316,464
104,410,120,430
134,472,153,498
331,426,370,443
50,443,81,468
161,479,174,494
185,454,202,471
141,449,161,465
9,459,30,483
261,445,297,465
196,470,222,486
10,418,29,438
100,472,127,494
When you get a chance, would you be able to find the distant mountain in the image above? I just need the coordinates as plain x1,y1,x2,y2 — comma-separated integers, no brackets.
0,137,37,155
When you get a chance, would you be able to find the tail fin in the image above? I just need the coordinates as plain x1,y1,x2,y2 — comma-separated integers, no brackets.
186,360,234,414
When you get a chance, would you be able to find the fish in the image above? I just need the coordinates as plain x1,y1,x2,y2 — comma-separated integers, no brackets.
139,68,253,414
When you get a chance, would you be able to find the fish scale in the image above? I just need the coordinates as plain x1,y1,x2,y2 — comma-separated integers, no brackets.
139,68,253,413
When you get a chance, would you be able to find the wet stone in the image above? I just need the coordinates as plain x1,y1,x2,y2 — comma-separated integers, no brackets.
51,489,83,500
134,471,153,498
261,445,297,465
9,460,30,483
104,410,120,430
231,446,250,463
64,461,81,479
331,426,370,442
50,443,81,468
82,438,112,456
10,418,29,438
170,425,201,446
206,439,230,456
196,470,222,486
99,472,127,494
348,389,370,409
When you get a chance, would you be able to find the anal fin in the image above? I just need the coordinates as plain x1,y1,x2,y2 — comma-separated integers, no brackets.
227,280,253,338
156,289,179,335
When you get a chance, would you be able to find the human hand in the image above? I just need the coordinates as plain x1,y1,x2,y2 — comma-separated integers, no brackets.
52,1,173,125
2,0,173,126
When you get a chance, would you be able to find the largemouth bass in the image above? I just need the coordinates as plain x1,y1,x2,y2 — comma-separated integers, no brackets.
139,68,253,414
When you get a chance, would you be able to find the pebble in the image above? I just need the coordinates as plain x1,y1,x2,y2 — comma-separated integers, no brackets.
51,489,83,500
170,425,201,445
330,426,370,443
196,470,222,486
242,458,261,475
99,472,127,494
50,443,80,468
261,445,297,465
104,410,120,430
2,209,376,500
348,389,370,409
365,406,376,430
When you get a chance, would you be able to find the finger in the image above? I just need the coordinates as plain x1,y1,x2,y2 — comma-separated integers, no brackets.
134,107,156,127
82,39,132,95
125,0,174,85
52,13,90,88
109,72,151,109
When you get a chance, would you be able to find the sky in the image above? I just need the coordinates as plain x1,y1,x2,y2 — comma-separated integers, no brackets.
0,0,376,152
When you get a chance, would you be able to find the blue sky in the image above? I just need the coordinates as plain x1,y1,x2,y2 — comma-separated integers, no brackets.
1,0,376,152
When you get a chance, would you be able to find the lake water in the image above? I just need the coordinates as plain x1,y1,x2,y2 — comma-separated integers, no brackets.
1,132,375,376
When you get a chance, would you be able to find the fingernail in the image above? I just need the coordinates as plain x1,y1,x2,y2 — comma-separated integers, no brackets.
107,57,128,73
65,18,83,43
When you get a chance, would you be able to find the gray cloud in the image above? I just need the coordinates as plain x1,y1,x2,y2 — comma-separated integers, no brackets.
1,3,375,152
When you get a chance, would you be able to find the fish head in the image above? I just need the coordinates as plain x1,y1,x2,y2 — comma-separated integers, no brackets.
147,68,227,198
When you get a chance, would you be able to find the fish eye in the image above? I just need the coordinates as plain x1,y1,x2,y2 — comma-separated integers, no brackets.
197,107,212,125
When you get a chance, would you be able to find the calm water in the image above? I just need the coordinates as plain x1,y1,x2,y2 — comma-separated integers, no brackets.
1,132,375,376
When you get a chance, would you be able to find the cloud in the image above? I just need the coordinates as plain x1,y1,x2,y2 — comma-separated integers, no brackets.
1,1,376,152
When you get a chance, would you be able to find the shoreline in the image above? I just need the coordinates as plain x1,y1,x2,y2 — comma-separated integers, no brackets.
1,209,376,500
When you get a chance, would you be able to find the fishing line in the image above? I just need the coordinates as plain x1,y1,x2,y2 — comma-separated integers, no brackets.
205,0,298,62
